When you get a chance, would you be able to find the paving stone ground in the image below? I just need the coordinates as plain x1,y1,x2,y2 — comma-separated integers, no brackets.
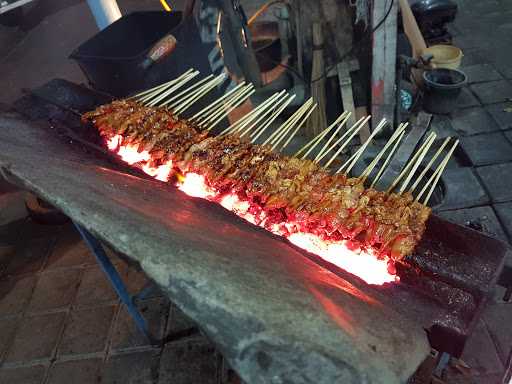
0,219,236,384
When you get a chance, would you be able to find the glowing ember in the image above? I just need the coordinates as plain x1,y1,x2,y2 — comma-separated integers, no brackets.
288,233,394,285
177,173,216,199
107,135,151,165
107,134,121,150
142,160,174,182
107,136,396,285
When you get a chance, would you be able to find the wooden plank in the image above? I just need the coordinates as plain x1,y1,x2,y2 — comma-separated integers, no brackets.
398,0,427,58
336,61,357,127
371,0,398,130
308,22,327,137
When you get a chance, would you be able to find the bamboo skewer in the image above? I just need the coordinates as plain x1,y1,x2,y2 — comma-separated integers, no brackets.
253,94,296,144
131,69,195,100
142,71,200,106
197,84,253,127
337,118,387,175
166,75,215,110
370,130,406,188
238,93,286,137
398,132,437,193
314,113,352,162
271,99,313,150
246,92,289,138
124,69,459,207
409,137,451,193
265,98,311,146
323,115,372,169
279,103,317,151
207,86,256,130
155,74,215,108
135,69,196,102
202,86,252,126
190,81,246,122
360,123,407,182
294,125,333,157
270,100,311,144
387,132,438,193
225,93,284,137
300,112,349,160
218,91,284,136
416,139,459,204
138,71,199,105
174,75,227,115
314,117,363,164
248,95,291,141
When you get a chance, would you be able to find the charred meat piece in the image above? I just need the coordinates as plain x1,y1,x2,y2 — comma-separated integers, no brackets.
83,101,431,261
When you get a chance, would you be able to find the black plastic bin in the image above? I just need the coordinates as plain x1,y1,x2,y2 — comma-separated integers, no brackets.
70,11,214,98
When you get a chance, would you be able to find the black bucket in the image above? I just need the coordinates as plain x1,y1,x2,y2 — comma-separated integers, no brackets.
70,11,217,98
422,68,467,114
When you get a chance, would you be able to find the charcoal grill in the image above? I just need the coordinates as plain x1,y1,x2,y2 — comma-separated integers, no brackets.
0,79,510,384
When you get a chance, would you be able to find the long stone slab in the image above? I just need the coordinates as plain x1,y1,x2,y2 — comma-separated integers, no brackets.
0,113,429,383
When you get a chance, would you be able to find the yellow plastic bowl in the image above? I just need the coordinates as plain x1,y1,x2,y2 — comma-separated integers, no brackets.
423,45,463,69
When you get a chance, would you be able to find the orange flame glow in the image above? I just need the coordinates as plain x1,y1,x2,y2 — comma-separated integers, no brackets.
106,135,396,285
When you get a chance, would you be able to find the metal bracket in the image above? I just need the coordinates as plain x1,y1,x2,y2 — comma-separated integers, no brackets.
73,222,199,345
73,222,156,343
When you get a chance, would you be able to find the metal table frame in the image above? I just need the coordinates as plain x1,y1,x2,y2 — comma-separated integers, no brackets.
73,222,197,345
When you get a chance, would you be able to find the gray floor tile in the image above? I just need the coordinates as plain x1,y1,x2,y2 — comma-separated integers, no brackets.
58,305,116,356
461,321,504,375
495,61,512,79
460,49,491,67
27,269,81,312
450,107,499,135
158,339,219,384
438,206,508,243
111,298,168,351
0,365,46,384
486,102,512,130
74,266,117,307
45,226,95,270
0,275,37,317
4,237,53,276
46,359,102,384
461,132,512,166
494,202,512,240
505,129,512,144
5,312,65,363
457,86,481,109
428,115,457,139
437,167,490,210
0,317,18,360
103,350,159,384
463,64,503,84
470,80,512,104
483,303,512,364
476,163,512,203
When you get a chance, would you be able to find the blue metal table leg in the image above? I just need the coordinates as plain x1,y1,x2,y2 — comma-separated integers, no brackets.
73,222,154,343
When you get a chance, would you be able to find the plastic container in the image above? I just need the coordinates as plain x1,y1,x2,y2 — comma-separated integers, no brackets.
423,44,463,69
70,11,184,97
422,68,467,114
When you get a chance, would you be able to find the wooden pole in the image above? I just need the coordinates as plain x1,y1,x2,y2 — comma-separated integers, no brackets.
308,22,327,138
371,0,398,130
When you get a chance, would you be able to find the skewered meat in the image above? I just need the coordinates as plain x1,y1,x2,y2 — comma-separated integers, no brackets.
83,101,431,262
